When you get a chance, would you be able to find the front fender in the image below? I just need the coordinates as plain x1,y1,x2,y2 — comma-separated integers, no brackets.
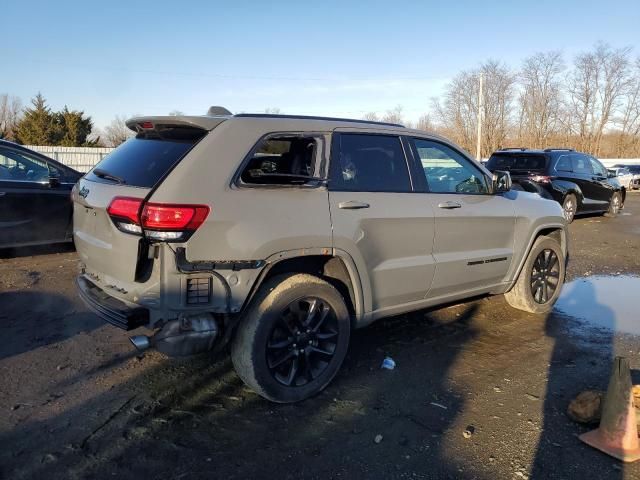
506,191,568,285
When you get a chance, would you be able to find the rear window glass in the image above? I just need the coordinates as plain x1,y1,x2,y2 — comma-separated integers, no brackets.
486,153,547,171
85,127,205,188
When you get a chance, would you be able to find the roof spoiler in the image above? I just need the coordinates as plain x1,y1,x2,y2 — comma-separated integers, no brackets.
125,115,229,132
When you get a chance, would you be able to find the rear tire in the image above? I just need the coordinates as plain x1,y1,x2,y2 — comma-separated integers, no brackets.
562,194,577,223
504,236,565,314
231,273,350,403
605,192,622,217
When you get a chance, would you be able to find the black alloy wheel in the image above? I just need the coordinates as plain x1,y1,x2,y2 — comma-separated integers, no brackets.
266,297,339,387
530,249,560,304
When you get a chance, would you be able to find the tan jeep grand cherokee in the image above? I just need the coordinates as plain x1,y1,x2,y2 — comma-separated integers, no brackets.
73,110,568,402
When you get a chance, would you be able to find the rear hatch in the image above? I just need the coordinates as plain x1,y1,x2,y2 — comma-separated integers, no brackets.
486,152,549,180
73,119,218,284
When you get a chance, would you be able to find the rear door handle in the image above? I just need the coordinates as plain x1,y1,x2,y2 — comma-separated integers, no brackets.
338,200,370,210
438,201,462,209
0,192,5,196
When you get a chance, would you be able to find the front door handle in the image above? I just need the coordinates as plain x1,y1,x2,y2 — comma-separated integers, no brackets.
438,201,462,209
338,200,370,210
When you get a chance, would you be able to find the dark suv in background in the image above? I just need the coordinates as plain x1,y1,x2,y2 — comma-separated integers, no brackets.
486,148,625,222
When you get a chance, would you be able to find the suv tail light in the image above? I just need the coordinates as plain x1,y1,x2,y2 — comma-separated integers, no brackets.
107,197,210,242
529,175,552,184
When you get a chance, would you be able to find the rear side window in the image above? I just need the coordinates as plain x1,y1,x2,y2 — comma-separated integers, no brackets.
239,135,319,185
85,126,206,188
486,153,547,171
555,155,572,172
571,154,593,174
330,134,411,192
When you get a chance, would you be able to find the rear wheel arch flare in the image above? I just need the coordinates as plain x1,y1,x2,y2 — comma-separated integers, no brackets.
242,253,362,323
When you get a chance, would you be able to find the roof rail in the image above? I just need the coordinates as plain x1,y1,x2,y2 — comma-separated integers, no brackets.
543,148,574,152
233,113,404,128
498,147,528,151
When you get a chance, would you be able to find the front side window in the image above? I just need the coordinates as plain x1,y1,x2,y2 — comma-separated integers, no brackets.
240,135,319,186
0,148,51,182
571,154,593,174
329,134,411,192
412,139,488,194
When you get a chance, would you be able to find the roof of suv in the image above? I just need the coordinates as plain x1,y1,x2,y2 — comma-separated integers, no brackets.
492,148,575,156
125,113,406,133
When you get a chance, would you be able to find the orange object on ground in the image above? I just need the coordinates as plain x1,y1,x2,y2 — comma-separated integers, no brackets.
580,357,640,462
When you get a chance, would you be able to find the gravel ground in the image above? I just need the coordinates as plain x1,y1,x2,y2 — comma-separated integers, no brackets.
1,194,639,480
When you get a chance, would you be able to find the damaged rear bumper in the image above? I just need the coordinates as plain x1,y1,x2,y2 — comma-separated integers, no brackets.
76,275,149,330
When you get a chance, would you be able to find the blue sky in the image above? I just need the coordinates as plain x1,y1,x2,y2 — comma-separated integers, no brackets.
4,0,639,129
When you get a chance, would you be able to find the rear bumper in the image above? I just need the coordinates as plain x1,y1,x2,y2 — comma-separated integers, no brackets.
76,275,149,330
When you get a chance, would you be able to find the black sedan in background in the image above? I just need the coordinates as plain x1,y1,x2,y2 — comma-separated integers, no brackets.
486,148,625,223
0,139,82,248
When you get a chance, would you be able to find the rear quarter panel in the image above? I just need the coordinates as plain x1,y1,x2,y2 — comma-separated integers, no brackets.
148,119,333,263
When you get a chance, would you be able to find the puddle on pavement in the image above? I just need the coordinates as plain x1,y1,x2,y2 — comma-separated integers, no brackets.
555,275,640,335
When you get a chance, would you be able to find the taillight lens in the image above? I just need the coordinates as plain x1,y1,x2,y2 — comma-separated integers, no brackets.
107,197,144,224
141,204,210,231
106,197,209,242
530,175,552,184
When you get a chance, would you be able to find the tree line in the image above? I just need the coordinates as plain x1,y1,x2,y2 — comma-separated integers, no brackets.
3,42,639,157
364,43,640,158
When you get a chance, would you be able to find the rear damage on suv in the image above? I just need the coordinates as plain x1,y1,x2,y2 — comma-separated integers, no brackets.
73,115,265,356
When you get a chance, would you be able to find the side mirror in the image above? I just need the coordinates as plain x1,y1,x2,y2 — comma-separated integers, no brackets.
607,171,616,179
492,170,512,193
49,170,61,187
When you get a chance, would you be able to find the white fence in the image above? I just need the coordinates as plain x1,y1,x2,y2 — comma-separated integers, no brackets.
22,145,640,173
26,145,114,173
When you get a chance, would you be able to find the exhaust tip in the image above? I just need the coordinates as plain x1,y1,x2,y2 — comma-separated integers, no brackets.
129,335,151,351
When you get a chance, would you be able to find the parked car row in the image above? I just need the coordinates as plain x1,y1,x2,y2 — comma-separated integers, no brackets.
485,148,627,223
610,164,640,190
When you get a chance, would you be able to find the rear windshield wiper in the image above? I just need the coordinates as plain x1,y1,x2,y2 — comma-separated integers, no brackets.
249,171,328,184
93,168,126,184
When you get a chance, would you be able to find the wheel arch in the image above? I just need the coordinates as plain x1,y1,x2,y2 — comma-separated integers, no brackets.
240,249,365,326
508,224,568,291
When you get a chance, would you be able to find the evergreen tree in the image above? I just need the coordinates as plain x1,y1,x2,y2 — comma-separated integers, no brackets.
14,93,59,145
56,106,96,146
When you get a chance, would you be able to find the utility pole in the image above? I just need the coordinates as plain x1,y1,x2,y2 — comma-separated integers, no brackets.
476,72,484,161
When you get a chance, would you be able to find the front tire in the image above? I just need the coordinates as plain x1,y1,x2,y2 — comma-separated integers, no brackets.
231,273,351,403
605,191,622,217
504,236,565,314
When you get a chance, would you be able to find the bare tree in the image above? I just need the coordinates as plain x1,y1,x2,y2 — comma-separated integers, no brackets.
565,43,633,155
614,58,640,156
0,94,22,141
168,110,184,116
362,112,379,121
432,61,515,157
517,52,565,148
415,113,434,132
103,115,133,147
382,105,404,124
264,107,282,114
